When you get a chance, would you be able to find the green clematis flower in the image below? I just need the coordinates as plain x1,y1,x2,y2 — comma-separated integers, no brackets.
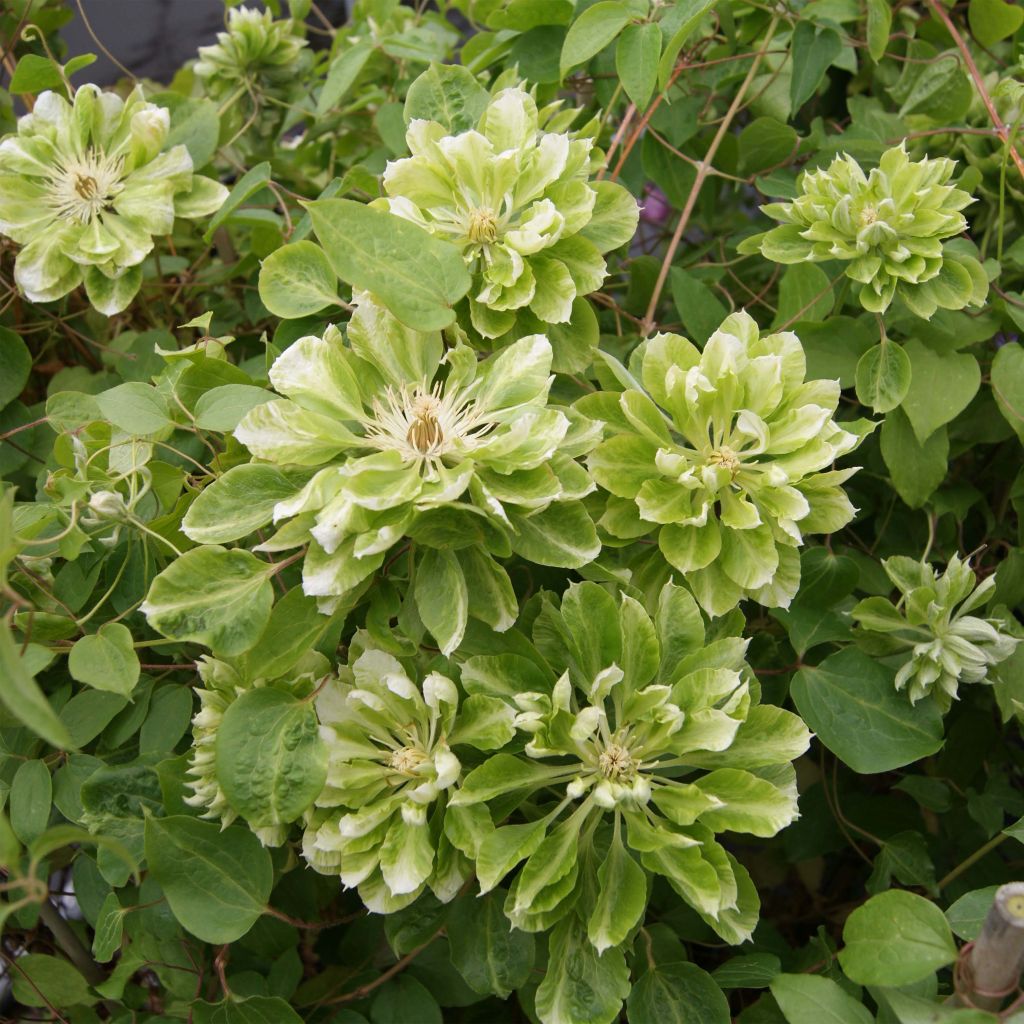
742,144,987,318
451,581,810,947
579,311,863,616
302,643,515,912
194,6,311,144
852,554,1020,710
377,85,638,339
0,84,227,314
184,294,599,647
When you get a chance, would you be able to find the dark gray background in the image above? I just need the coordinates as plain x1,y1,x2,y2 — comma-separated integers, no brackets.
49,0,352,87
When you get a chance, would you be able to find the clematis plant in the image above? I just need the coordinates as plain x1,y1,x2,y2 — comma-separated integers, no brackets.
452,581,810,949
580,311,864,615
851,554,1020,710
303,643,514,912
0,84,227,313
377,83,638,339
741,144,988,318
182,294,599,651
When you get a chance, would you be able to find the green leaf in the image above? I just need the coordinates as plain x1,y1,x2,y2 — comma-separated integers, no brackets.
10,954,91,1009
92,892,125,963
317,40,373,115
946,885,1001,941
790,22,842,111
192,997,305,1024
157,94,221,167
205,162,272,241
900,341,980,443
772,264,834,327
587,833,647,953
535,917,631,1024
560,2,631,79
838,890,957,986
866,0,892,61
371,976,442,1024
68,623,140,697
880,408,949,509
770,973,873,1024
855,341,912,413
216,688,328,827
791,648,944,773
414,547,469,657
9,54,65,93
194,384,274,431
10,759,52,846
141,545,275,656
992,341,1024,444
0,326,31,410
95,382,171,435
404,63,490,132
739,117,799,176
628,962,731,1024
508,501,600,568
258,241,342,320
968,0,1024,47
671,268,727,346
144,816,272,943
0,618,73,749
616,23,661,110
447,889,535,998
183,464,308,545
658,0,718,90
305,198,471,331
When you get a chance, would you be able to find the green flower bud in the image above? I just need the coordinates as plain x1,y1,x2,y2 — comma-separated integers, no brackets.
852,554,1020,710
747,144,988,317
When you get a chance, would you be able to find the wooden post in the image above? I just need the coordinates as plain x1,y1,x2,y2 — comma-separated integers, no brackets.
953,883,1024,1012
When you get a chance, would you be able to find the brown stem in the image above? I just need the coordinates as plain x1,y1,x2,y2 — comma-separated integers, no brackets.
642,17,780,335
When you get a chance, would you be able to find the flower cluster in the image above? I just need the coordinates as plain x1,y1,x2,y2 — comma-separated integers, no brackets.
303,645,514,912
378,85,638,338
743,144,987,317
184,294,598,645
0,85,226,313
852,555,1019,709
185,582,809,945
581,311,863,615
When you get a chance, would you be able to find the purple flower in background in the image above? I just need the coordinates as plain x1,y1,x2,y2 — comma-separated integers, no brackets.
640,184,671,225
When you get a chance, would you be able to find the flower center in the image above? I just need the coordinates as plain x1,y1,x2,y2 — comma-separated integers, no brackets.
363,381,496,468
389,746,426,773
860,205,878,227
47,149,125,223
598,743,637,781
406,394,445,453
707,445,741,473
467,208,499,245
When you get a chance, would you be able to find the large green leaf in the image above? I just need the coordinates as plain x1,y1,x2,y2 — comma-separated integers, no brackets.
900,341,979,443
0,619,73,750
257,241,342,320
535,917,631,1024
628,962,730,1024
791,648,944,772
305,199,471,331
215,688,328,827
68,623,140,697
838,890,957,986
447,889,535,998
141,546,275,656
770,974,873,1024
145,816,272,944
560,1,631,79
